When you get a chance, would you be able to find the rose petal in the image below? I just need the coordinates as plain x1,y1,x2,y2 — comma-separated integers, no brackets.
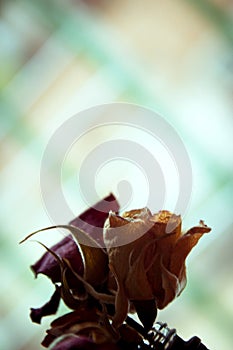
31,194,119,285
42,306,100,347
109,264,129,329
48,335,121,350
159,260,180,309
150,211,182,267
125,242,154,300
170,222,211,278
146,253,163,305
48,335,95,350
70,193,120,246
150,211,181,238
58,225,109,286
104,209,152,248
30,286,61,324
31,235,83,287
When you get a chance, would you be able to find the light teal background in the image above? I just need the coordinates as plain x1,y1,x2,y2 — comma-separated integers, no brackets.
0,0,233,349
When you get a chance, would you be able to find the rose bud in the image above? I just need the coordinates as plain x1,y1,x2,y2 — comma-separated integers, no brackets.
104,208,211,328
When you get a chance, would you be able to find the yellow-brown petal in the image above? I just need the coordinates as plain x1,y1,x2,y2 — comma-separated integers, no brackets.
146,252,163,304
169,221,211,278
109,264,129,329
125,242,154,300
150,210,182,240
159,259,181,309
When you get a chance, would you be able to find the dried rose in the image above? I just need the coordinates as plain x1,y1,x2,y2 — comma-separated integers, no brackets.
104,208,211,328
21,194,211,348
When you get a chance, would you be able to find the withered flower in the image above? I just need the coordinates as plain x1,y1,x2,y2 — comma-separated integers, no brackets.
21,194,211,349
104,208,211,328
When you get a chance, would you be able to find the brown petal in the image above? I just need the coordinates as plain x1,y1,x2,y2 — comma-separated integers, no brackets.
109,264,129,329
158,260,180,309
170,222,211,278
122,207,152,221
149,211,182,269
146,253,164,305
150,211,182,239
58,225,109,286
104,209,153,249
104,210,157,326
125,242,154,300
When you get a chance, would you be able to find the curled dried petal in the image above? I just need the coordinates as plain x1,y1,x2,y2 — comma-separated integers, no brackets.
169,221,211,278
70,193,120,246
30,286,61,324
48,335,95,350
24,194,119,286
31,235,83,286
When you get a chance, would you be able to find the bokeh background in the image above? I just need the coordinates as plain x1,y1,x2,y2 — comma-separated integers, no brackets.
1,0,233,349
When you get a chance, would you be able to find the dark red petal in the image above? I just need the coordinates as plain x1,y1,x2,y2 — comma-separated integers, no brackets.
48,335,95,350
49,306,100,328
97,343,121,350
70,193,120,246
48,335,121,350
31,235,83,285
30,286,60,324
31,194,119,284
42,305,100,347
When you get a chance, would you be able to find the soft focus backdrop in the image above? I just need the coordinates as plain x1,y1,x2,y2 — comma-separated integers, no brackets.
0,0,233,349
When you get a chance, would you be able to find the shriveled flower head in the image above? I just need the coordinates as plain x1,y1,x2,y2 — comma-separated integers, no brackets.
104,208,211,327
21,195,211,348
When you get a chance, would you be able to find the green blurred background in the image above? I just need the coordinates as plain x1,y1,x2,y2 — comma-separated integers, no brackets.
0,0,233,349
